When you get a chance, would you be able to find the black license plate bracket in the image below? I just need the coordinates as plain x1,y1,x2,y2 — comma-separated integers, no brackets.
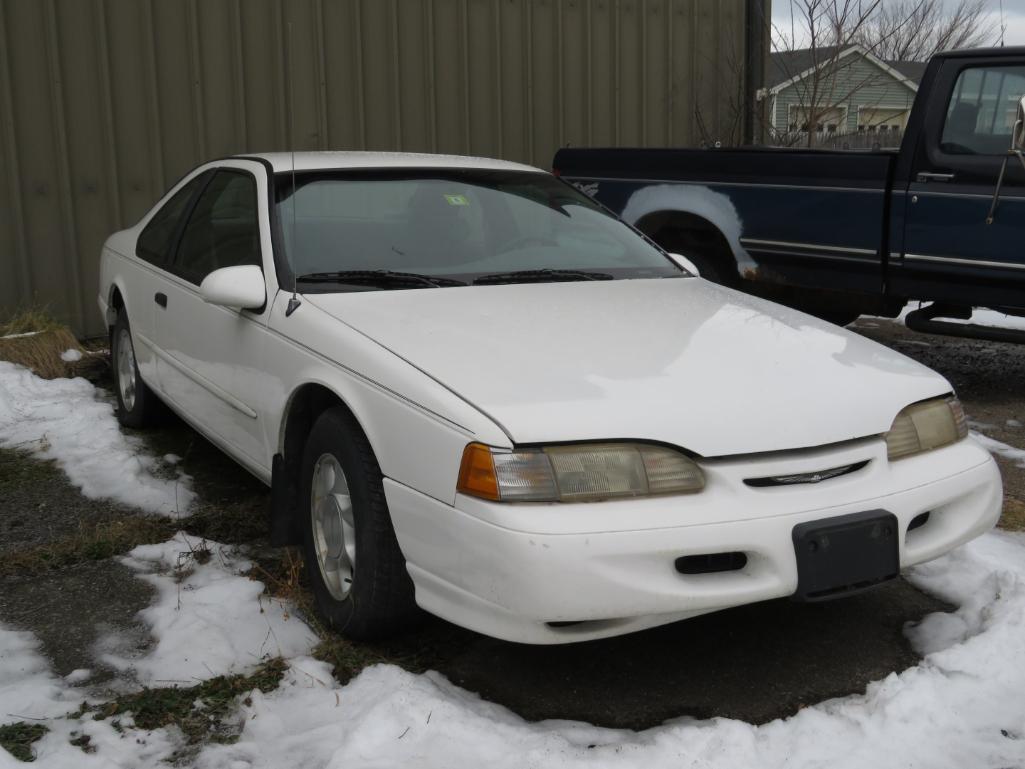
792,510,899,601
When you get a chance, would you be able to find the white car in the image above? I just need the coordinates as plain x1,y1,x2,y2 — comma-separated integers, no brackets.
98,152,1001,644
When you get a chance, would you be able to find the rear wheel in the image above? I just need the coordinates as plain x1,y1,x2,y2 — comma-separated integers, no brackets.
300,406,420,639
111,312,162,428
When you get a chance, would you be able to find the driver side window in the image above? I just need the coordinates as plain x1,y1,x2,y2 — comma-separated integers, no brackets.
940,65,1025,155
173,170,261,285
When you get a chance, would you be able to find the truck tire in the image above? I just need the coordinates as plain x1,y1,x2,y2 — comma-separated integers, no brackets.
300,406,421,640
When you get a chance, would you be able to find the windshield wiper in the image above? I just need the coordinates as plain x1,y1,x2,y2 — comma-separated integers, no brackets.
295,270,467,289
472,268,614,285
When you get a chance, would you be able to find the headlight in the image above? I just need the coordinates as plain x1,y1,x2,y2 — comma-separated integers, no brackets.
457,442,705,502
885,396,968,460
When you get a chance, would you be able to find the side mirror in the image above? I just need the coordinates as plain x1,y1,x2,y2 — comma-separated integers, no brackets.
1012,95,1025,152
987,95,1025,225
199,264,266,310
667,252,701,278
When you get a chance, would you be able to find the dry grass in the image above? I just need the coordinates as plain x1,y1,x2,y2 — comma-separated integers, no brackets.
90,658,287,745
0,307,63,337
0,307,97,380
0,517,178,577
1001,497,1025,531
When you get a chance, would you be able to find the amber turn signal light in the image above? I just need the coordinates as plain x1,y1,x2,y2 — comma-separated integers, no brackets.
457,442,500,500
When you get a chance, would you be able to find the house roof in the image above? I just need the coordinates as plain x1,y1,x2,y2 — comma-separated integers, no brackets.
887,59,927,83
768,45,924,93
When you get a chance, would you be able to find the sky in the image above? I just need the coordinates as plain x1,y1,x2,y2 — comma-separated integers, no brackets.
770,0,1025,50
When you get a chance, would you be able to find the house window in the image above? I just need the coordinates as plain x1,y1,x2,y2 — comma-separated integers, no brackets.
788,106,846,135
857,108,909,134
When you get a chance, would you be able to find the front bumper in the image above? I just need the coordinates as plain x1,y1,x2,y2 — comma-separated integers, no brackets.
386,436,1001,644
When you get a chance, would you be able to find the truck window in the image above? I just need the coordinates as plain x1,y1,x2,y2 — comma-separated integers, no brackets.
940,65,1025,156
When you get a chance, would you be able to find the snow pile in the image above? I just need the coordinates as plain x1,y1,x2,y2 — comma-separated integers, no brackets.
0,361,193,516
193,532,1025,769
876,304,1025,332
972,431,1025,468
101,533,317,686
0,622,177,769
59,348,83,363
3,531,1025,767
0,624,75,726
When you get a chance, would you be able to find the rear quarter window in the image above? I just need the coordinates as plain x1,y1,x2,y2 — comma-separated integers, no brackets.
137,173,210,267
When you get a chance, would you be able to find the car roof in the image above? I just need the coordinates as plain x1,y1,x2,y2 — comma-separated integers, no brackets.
237,151,546,174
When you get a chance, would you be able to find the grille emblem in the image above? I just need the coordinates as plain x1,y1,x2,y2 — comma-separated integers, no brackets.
745,461,868,488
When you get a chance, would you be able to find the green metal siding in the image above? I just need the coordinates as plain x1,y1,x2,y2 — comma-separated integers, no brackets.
0,0,753,336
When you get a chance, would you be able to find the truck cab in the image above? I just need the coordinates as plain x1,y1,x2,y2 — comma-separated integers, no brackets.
554,47,1025,335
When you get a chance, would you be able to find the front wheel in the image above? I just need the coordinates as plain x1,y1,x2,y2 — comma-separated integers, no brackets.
300,407,420,640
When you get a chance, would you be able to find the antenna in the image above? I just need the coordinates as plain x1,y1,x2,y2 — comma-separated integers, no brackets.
999,0,1006,48
285,21,301,317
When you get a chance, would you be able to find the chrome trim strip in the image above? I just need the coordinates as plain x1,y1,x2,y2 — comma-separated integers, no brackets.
903,253,1025,271
904,189,1025,202
564,175,885,194
137,332,259,419
740,238,877,257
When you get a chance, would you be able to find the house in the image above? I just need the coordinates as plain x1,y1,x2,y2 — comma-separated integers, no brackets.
766,44,925,145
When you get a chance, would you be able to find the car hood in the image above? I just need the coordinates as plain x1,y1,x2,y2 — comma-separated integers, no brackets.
306,279,950,457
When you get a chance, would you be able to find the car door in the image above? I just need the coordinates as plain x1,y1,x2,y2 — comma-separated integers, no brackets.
152,165,273,475
893,56,1025,309
124,172,210,388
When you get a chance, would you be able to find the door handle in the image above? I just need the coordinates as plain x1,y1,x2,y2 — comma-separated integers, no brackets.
154,292,167,308
916,172,955,183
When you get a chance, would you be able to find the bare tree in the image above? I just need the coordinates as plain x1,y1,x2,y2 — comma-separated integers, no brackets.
763,0,997,148
855,0,997,62
769,0,888,147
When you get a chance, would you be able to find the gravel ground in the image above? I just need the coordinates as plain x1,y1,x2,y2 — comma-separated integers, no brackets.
0,316,1020,731
853,317,1025,508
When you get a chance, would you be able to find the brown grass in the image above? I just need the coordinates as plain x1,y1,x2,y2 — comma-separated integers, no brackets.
0,516,178,577
0,308,95,379
1001,497,1025,531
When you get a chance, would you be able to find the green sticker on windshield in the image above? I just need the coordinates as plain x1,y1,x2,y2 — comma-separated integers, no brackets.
444,194,469,206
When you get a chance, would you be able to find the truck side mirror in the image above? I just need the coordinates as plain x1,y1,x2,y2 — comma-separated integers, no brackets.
985,95,1025,225
1012,95,1025,153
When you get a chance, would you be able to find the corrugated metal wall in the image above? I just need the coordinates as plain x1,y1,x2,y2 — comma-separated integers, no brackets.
0,0,751,337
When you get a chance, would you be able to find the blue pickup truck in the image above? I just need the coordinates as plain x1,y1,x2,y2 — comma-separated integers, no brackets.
554,47,1025,340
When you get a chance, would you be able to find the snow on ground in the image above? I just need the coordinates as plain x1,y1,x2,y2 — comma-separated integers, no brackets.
0,624,76,726
0,623,178,768
3,530,1025,767
193,532,1025,769
100,533,317,686
875,303,1025,332
972,431,1025,469
0,361,193,517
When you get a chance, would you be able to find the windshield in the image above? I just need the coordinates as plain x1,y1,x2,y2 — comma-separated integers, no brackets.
274,169,681,289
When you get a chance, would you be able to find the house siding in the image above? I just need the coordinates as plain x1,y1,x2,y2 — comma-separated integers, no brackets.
773,52,916,134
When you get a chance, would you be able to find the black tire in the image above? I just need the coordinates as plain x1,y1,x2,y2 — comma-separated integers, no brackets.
300,406,420,640
111,311,163,428
813,310,862,326
682,251,731,286
789,303,862,326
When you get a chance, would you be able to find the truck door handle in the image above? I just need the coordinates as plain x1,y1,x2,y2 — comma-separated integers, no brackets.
916,172,955,183
154,292,167,308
